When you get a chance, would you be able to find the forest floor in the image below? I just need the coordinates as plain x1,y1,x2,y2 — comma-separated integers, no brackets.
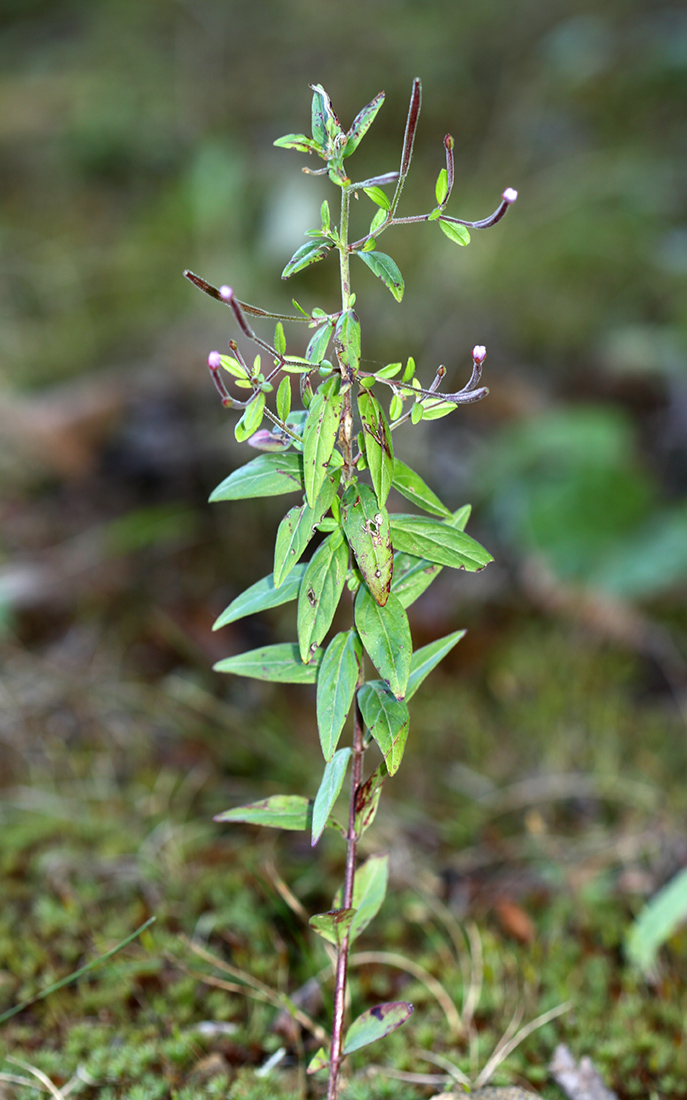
1,604,686,1100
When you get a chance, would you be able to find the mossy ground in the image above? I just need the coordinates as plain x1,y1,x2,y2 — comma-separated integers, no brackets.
1,619,685,1100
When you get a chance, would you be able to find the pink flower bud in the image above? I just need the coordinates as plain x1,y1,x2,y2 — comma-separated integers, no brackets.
207,350,222,369
502,188,518,204
472,345,487,364
219,285,233,300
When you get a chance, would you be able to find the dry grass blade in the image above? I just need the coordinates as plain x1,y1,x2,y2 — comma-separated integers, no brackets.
473,1001,573,1089
414,1048,471,1088
6,1059,66,1100
349,950,462,1037
178,938,329,1045
0,1074,50,1092
264,858,310,924
365,1065,452,1086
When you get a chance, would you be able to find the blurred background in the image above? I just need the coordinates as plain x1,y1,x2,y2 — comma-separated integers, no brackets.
1,0,687,1094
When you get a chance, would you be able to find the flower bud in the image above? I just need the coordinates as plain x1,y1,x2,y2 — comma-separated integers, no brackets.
502,188,518,204
472,345,487,364
207,350,222,369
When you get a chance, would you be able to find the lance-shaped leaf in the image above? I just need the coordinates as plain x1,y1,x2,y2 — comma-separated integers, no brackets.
355,587,411,700
438,219,471,246
627,866,687,975
391,554,442,609
305,323,332,365
309,908,356,947
214,795,312,831
334,852,389,942
355,250,404,302
390,505,472,607
282,238,332,280
306,1048,329,1075
213,566,306,630
390,514,492,571
344,90,385,157
358,390,394,507
311,747,352,845
317,630,362,760
358,681,409,776
334,310,361,382
391,458,451,517
297,532,349,662
214,643,321,683
343,1001,414,1055
406,629,467,701
274,469,341,586
210,453,303,502
355,761,387,836
341,483,393,606
274,133,318,153
310,83,341,146
303,376,343,507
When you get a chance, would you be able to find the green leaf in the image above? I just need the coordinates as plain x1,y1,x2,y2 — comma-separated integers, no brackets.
402,357,416,382
626,867,687,975
420,398,457,420
306,1048,329,1075
389,393,404,421
343,1001,414,1055
215,794,312,830
392,458,451,516
341,483,393,606
438,219,471,246
214,643,321,683
355,587,411,700
435,167,448,205
391,555,442,608
297,532,349,662
302,376,343,507
320,199,330,233
309,908,356,947
317,630,362,760
282,239,332,279
334,852,389,942
234,393,265,442
276,377,291,421
334,309,361,380
410,401,423,424
391,505,472,608
358,390,394,507
390,514,492,571
358,681,410,775
368,208,387,238
363,185,391,210
273,469,341,586
310,85,328,146
210,453,303,502
305,323,332,365
344,90,385,157
354,761,387,836
375,362,402,380
406,629,467,701
273,133,317,153
281,356,315,374
220,354,249,380
274,321,286,355
356,250,404,302
311,748,352,845
213,566,306,630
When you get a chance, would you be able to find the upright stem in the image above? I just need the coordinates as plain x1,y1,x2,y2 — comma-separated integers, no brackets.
326,184,362,1100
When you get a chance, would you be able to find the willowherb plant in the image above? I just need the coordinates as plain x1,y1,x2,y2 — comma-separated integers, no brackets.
185,79,516,1100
